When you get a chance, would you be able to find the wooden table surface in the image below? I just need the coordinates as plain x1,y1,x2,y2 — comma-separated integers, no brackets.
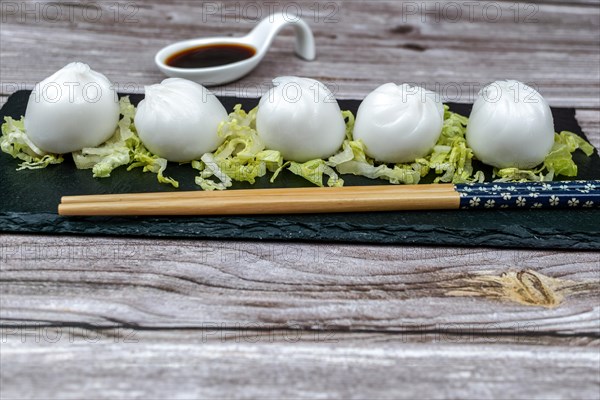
1,1,599,399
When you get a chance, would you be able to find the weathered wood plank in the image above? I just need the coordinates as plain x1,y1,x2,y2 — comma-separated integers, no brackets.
1,234,599,334
1,329,599,400
1,1,598,107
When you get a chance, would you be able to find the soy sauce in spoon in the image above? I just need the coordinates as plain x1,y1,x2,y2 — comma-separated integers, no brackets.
166,43,257,69
155,12,316,85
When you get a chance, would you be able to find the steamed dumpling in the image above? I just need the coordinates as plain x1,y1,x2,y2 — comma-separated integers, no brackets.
353,83,444,163
256,76,346,162
24,62,120,154
466,80,555,169
134,78,228,162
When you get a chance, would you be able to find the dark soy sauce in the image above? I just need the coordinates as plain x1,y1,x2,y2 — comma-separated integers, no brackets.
166,43,256,69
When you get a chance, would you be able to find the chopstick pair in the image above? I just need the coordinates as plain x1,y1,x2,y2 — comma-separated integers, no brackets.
57,181,599,216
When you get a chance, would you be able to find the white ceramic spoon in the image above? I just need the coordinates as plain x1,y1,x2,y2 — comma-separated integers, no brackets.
155,12,316,86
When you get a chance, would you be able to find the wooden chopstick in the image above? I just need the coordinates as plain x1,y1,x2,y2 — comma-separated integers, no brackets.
60,184,454,204
58,186,460,216
57,180,599,216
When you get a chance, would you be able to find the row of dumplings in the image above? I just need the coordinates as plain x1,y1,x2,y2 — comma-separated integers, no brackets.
24,62,555,169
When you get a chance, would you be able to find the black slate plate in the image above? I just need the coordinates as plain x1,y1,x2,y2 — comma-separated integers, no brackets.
1,90,599,249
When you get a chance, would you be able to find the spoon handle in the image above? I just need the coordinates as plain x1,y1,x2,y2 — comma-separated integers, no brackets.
245,11,316,61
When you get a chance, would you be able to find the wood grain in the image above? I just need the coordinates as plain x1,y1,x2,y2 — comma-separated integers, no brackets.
57,188,462,216
2,234,599,335
1,329,599,400
60,184,455,203
0,1,598,107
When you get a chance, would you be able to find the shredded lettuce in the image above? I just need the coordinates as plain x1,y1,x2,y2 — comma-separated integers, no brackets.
325,106,483,185
286,159,343,187
427,107,484,183
0,96,178,186
2,98,596,190
269,111,355,187
544,131,595,177
0,116,63,169
191,105,284,190
493,131,595,182
493,167,553,182
328,140,422,184
127,140,179,188
72,96,178,187
72,97,136,178
192,154,232,191
192,104,596,189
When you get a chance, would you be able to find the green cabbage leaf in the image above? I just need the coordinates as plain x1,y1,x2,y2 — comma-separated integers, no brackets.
494,131,595,182
191,105,284,190
73,96,178,187
72,97,136,178
326,106,483,185
0,116,64,169
2,97,596,190
0,96,178,186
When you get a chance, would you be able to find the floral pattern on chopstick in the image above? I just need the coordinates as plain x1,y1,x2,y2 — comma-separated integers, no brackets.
456,180,600,210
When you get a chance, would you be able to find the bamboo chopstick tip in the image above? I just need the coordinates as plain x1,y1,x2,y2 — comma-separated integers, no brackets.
57,203,69,216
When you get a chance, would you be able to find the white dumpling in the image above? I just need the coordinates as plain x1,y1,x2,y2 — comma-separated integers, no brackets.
134,78,228,162
24,62,120,154
353,83,444,163
466,80,555,169
256,76,346,162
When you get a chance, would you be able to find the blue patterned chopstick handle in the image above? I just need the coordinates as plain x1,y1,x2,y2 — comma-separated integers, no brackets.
456,180,600,210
